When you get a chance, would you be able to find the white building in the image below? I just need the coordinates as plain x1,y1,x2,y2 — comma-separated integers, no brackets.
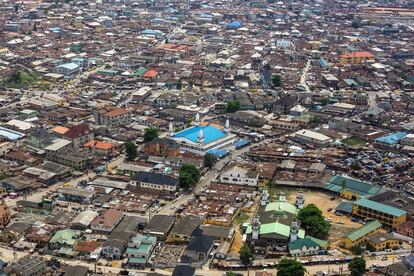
219,165,258,187
292,129,332,146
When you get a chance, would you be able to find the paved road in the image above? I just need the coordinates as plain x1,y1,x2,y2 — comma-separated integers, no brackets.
300,59,311,92
157,140,268,216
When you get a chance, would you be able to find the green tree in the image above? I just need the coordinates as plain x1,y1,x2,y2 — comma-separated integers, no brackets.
272,75,282,88
349,256,366,276
239,244,253,266
144,128,158,143
178,164,200,189
276,258,306,276
309,115,321,125
350,245,363,255
297,204,330,239
203,153,217,169
226,100,240,113
176,79,182,90
125,141,137,161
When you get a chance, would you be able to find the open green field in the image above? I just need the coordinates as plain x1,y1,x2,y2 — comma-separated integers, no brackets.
341,136,367,146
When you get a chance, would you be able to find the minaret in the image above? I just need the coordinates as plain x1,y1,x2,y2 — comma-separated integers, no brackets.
279,192,286,202
296,190,305,209
224,118,230,133
260,189,269,206
290,220,299,242
195,113,200,127
169,122,174,137
252,215,261,240
198,129,204,145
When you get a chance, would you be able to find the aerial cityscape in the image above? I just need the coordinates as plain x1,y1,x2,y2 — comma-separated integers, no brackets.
0,0,414,275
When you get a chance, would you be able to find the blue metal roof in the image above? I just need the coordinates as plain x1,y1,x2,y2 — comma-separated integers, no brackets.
173,125,226,144
375,131,407,145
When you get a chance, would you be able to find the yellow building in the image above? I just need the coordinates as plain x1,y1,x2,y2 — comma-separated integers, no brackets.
339,51,375,64
342,220,382,249
352,198,407,229
366,232,400,251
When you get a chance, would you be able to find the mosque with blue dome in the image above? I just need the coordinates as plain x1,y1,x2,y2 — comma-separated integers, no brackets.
169,113,237,156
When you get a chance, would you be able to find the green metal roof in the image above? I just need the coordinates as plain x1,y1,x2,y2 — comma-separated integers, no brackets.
324,176,383,196
354,198,407,217
306,236,328,249
265,201,298,215
126,244,151,255
289,237,320,250
345,220,382,242
246,222,305,239
128,257,147,264
50,229,80,246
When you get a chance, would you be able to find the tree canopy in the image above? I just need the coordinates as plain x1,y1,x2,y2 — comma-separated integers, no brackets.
239,244,253,266
276,258,306,276
272,75,282,88
144,128,158,143
349,257,366,276
203,153,217,169
226,100,240,113
125,141,137,161
297,204,330,239
178,164,200,189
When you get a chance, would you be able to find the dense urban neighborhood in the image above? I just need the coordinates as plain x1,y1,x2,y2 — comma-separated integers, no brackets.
0,0,414,275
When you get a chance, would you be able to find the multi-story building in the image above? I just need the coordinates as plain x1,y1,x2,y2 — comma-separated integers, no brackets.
366,232,400,251
93,107,132,127
0,201,10,227
143,137,180,157
342,220,382,249
130,171,178,194
352,198,407,229
219,165,259,187
339,51,375,64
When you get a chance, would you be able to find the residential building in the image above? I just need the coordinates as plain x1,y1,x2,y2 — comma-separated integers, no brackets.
49,229,81,250
292,129,332,146
6,256,47,276
94,107,132,127
352,198,407,228
131,171,178,194
54,63,80,78
62,124,94,149
181,235,215,267
58,187,96,204
340,51,375,64
144,215,175,241
143,137,180,157
91,209,124,233
0,201,10,227
219,165,259,187
342,220,382,249
170,215,204,242
125,234,157,268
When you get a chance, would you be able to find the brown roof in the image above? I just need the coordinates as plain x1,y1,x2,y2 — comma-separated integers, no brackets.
64,124,91,139
105,108,130,118
91,209,123,228
74,240,101,252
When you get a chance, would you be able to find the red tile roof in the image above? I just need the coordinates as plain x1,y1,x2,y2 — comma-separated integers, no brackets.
64,124,91,139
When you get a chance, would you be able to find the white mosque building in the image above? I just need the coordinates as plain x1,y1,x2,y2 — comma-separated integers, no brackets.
169,113,237,156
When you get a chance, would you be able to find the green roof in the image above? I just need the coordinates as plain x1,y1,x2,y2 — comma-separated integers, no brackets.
324,176,383,197
265,201,298,215
306,236,328,249
289,237,320,250
354,198,407,217
126,244,151,255
246,222,305,239
58,247,74,255
134,67,147,76
50,229,80,246
128,257,147,264
345,220,382,242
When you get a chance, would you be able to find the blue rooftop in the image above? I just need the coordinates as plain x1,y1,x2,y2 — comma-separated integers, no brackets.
226,21,242,28
207,148,228,157
174,125,226,144
0,127,25,141
375,131,407,145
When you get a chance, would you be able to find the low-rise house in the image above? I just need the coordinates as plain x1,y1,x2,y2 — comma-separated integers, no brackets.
49,229,81,251
144,215,175,241
91,209,124,233
292,129,332,146
5,256,47,276
58,187,96,204
102,238,127,260
83,140,115,156
70,210,99,230
0,201,10,227
170,215,204,243
143,137,180,157
181,235,215,267
73,240,102,258
131,171,178,194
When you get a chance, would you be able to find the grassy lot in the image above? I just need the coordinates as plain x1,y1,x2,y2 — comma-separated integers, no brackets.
235,212,250,224
2,70,41,88
342,136,367,146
